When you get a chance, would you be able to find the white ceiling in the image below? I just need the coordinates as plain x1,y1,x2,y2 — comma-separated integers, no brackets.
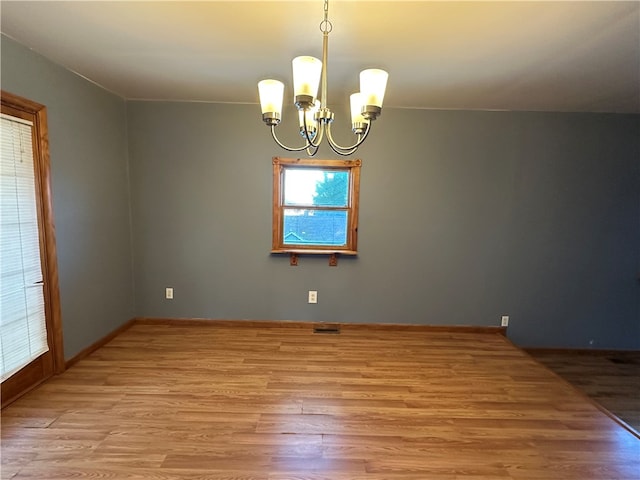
1,1,639,113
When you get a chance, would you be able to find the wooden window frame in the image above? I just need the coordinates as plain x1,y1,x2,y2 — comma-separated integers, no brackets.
272,157,361,256
1,91,64,408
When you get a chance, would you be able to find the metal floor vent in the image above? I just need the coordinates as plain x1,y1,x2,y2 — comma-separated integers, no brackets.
608,356,639,365
313,325,341,334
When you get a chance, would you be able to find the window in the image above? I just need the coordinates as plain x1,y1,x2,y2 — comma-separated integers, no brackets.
1,91,63,407
272,157,361,255
1,112,49,381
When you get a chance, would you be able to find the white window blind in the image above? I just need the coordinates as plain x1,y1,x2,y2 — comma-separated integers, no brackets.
0,114,48,382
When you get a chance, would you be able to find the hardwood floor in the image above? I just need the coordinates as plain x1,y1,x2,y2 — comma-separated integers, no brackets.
527,349,640,434
2,322,639,479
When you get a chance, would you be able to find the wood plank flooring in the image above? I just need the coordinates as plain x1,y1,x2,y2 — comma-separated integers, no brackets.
2,322,639,479
527,349,640,434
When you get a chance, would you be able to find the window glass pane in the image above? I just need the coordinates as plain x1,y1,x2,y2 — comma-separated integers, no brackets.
0,115,48,382
284,169,349,207
283,209,348,246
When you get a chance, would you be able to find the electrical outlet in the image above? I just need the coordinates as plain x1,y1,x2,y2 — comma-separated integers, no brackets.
308,290,318,304
501,315,509,327
165,287,174,300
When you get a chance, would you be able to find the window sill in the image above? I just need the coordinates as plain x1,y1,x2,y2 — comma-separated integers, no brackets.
271,248,357,256
271,249,357,266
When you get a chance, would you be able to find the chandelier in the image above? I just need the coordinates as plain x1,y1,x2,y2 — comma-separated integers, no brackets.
257,0,389,156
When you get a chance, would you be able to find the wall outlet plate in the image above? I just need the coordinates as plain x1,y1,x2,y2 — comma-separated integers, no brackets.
501,315,509,327
166,287,174,300
308,290,318,304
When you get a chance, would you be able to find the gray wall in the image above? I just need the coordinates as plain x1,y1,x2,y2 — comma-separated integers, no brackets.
1,36,135,359
127,101,640,349
2,33,637,352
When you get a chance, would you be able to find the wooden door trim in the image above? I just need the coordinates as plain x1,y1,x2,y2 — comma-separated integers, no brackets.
1,91,64,408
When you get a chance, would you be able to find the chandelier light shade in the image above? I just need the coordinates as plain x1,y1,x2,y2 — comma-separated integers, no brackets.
360,69,389,109
258,79,284,122
299,100,320,136
292,56,322,103
258,0,389,156
350,93,368,135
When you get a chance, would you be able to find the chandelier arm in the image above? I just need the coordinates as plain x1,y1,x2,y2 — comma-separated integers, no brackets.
327,142,357,157
313,121,326,146
270,126,313,152
326,133,359,156
306,144,320,156
325,121,372,156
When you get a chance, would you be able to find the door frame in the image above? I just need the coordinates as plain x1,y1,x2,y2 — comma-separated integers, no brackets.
1,90,64,408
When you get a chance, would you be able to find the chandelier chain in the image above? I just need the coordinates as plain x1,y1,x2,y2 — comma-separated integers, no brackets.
320,0,332,33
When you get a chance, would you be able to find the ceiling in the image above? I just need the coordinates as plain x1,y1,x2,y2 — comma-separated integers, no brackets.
1,1,639,113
